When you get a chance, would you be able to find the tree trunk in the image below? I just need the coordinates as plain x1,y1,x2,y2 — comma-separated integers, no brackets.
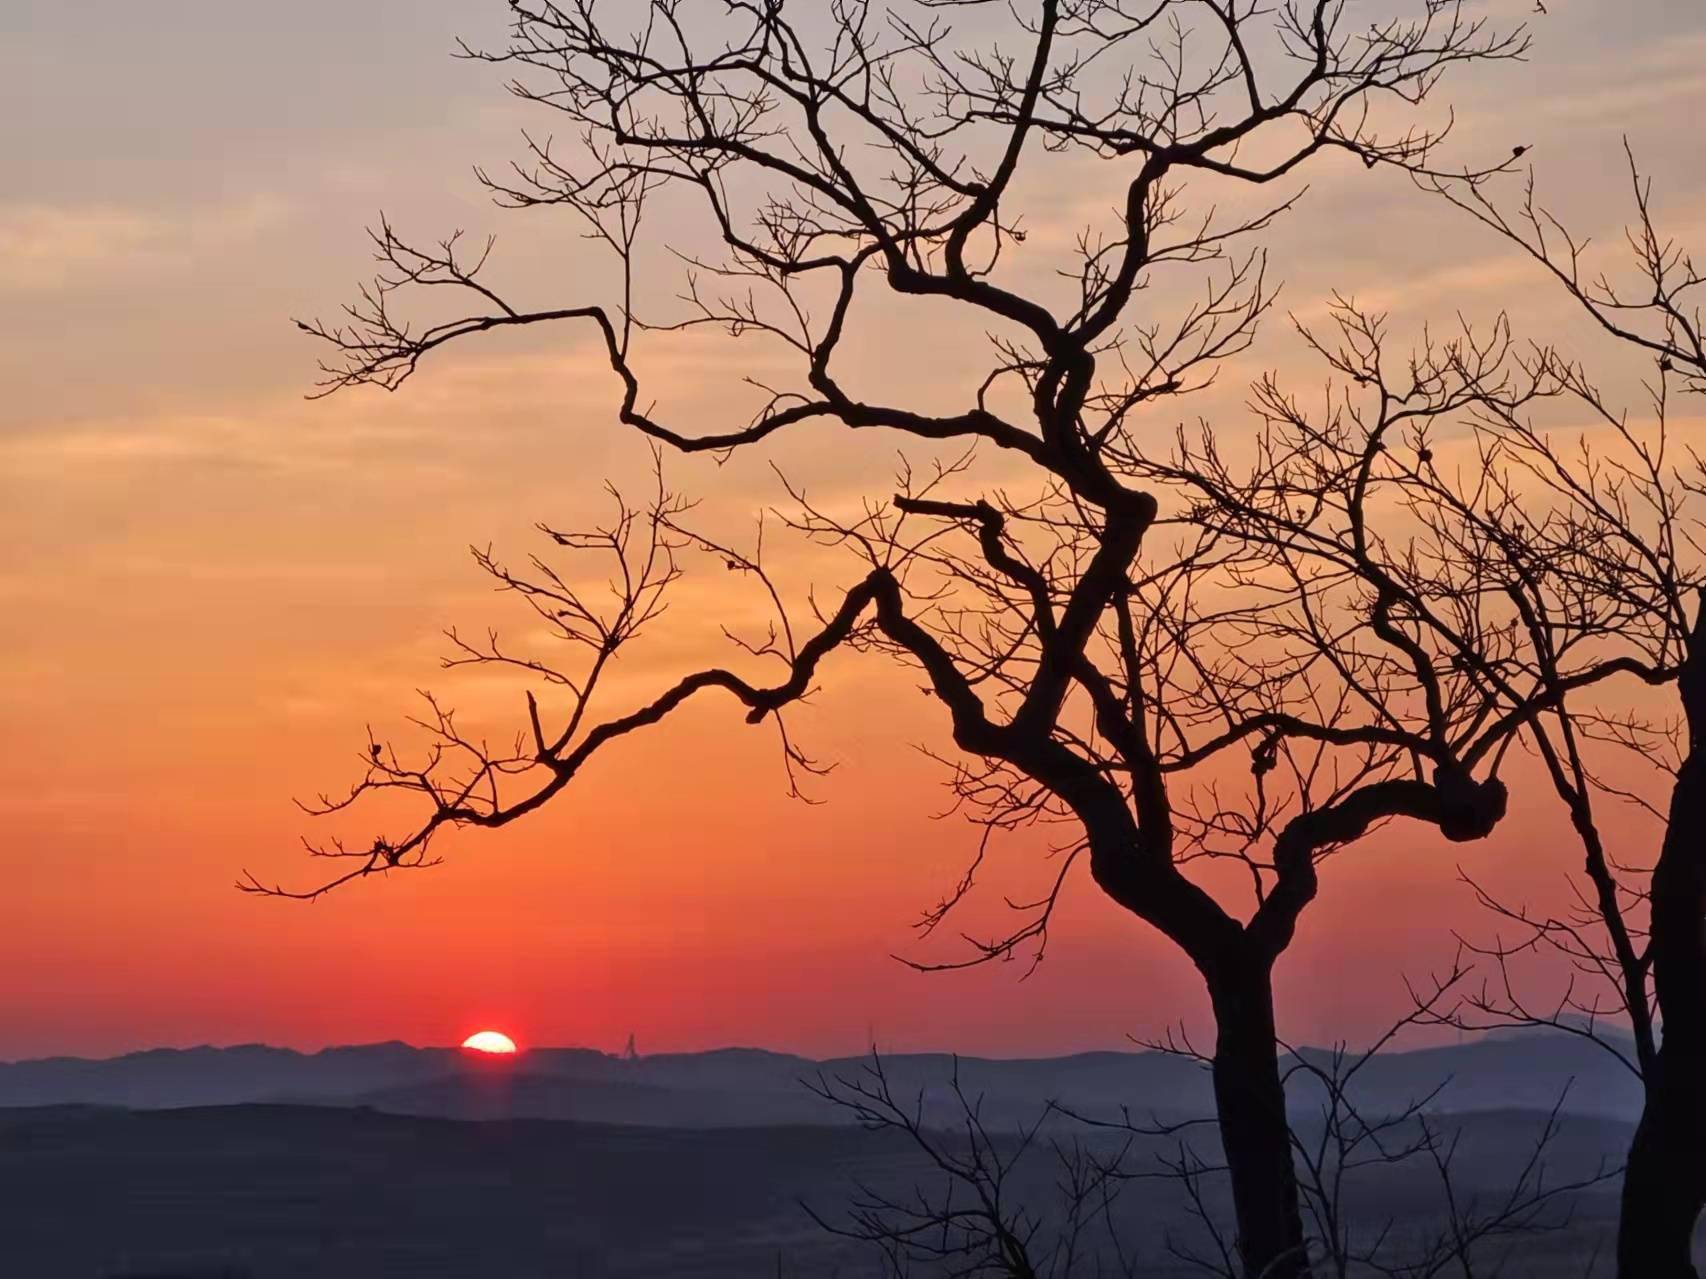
1620,1080,1704,1278
1209,957,1311,1279
1619,711,1706,1278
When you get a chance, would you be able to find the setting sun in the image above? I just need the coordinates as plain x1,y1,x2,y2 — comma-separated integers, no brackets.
460,1031,518,1055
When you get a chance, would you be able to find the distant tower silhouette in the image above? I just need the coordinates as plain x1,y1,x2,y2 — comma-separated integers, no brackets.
622,1032,639,1061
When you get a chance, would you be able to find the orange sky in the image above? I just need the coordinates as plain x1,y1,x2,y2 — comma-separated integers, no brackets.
4,0,1705,1060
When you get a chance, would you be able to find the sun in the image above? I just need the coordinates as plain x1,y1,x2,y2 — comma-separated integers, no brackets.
460,1030,518,1055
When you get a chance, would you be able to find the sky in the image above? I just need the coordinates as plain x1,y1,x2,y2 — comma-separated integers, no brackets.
4,0,1705,1061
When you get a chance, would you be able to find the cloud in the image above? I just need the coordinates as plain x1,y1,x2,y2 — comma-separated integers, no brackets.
0,194,290,292
0,316,870,495
0,205,165,290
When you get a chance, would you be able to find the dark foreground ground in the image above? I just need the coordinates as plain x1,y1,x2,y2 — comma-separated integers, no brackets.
0,1102,1638,1277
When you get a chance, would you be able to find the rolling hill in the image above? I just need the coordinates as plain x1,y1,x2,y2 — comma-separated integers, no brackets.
0,1032,1644,1129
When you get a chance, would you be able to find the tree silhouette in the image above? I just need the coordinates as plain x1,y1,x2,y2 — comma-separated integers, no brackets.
1171,146,1706,1275
804,1054,1148,1278
1124,288,1676,1273
262,4,1536,1275
1402,151,1706,1278
810,982,1612,1279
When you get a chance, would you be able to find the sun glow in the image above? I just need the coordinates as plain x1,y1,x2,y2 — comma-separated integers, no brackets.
460,1030,518,1054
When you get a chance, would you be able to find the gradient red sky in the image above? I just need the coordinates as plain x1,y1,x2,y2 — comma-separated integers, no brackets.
4,0,1705,1061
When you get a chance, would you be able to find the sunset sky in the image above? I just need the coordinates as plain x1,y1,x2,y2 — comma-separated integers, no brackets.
5,0,1705,1062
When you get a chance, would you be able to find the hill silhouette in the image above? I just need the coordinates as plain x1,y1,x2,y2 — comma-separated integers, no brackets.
0,1032,1644,1129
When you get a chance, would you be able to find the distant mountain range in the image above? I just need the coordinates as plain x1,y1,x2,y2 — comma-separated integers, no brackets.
0,1029,1646,1276
0,1031,1644,1129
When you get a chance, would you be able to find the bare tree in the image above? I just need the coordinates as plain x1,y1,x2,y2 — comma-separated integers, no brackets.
1285,958,1614,1278
1405,151,1706,1277
808,971,1613,1279
1112,958,1614,1277
263,4,1537,1275
805,1055,1147,1278
1165,140,1706,1274
1168,297,1696,1273
1126,275,1692,1267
